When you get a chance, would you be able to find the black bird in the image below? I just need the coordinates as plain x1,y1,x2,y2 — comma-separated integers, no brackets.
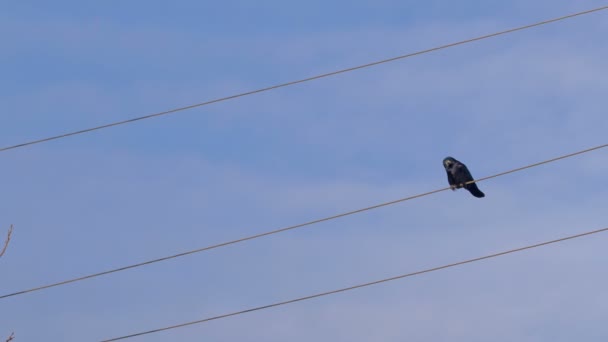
442,157,485,198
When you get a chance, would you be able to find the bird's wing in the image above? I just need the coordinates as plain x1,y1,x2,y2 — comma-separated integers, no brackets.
455,163,475,183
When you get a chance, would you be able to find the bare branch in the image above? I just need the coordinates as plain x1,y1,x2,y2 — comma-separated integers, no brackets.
0,225,13,258
5,332,14,342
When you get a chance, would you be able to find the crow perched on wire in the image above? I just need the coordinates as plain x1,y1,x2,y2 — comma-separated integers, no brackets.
442,157,485,198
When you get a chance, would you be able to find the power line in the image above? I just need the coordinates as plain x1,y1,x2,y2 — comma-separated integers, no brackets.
100,225,608,341
1,6,607,154
0,225,14,258
2,143,606,300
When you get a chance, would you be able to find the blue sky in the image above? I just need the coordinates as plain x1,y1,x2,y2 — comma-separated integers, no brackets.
1,1,607,341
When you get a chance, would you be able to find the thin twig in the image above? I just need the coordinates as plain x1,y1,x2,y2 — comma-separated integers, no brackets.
0,225,13,258
5,332,14,342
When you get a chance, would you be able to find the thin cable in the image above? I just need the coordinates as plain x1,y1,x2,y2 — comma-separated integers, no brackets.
0,225,14,258
100,226,608,341
1,6,607,153
2,143,606,300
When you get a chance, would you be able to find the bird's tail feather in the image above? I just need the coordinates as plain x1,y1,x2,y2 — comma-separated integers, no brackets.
465,183,485,198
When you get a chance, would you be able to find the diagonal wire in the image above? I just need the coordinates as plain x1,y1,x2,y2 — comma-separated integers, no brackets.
1,6,607,154
100,226,608,341
0,225,14,258
1,143,606,300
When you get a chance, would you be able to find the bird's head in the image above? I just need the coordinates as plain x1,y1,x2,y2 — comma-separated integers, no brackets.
443,157,457,169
